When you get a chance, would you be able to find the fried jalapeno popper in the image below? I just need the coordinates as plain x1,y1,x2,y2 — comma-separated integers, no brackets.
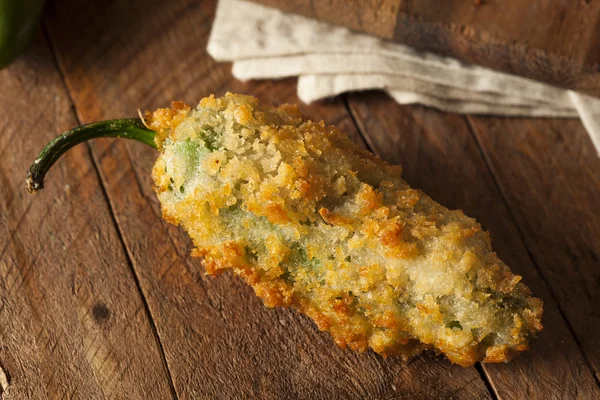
27,93,542,366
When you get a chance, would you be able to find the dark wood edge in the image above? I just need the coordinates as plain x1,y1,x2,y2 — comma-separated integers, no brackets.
392,13,600,96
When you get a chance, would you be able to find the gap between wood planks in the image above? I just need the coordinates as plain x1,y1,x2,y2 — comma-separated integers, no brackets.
464,116,600,389
41,23,180,400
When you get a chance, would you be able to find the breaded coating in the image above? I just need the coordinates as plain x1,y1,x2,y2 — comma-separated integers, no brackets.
148,93,543,366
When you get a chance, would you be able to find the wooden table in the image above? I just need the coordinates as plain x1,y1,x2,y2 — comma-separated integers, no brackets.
1,1,599,398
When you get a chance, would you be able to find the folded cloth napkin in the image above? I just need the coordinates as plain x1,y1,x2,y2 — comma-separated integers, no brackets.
208,0,600,155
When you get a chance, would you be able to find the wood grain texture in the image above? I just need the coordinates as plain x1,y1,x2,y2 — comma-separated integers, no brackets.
345,92,600,399
254,0,402,38
467,115,600,383
396,0,600,65
43,0,494,398
250,0,600,96
0,35,174,399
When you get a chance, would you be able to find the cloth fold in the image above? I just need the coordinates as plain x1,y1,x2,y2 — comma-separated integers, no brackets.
208,0,600,155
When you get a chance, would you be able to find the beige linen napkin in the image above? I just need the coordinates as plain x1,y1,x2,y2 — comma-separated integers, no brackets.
208,0,600,155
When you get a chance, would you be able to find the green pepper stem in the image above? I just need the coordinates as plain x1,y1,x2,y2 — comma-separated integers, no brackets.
26,118,156,194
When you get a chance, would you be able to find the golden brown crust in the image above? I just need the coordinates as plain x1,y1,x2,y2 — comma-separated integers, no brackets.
151,93,543,366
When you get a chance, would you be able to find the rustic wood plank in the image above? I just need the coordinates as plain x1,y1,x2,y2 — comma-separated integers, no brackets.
0,35,175,399
396,0,600,65
251,0,402,38
251,0,600,96
44,0,494,398
467,115,600,384
344,91,600,399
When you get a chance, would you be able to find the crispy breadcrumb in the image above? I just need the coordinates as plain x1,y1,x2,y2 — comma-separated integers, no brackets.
148,93,543,366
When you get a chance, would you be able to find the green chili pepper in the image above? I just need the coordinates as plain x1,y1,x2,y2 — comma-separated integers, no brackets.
0,0,46,69
25,94,544,367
